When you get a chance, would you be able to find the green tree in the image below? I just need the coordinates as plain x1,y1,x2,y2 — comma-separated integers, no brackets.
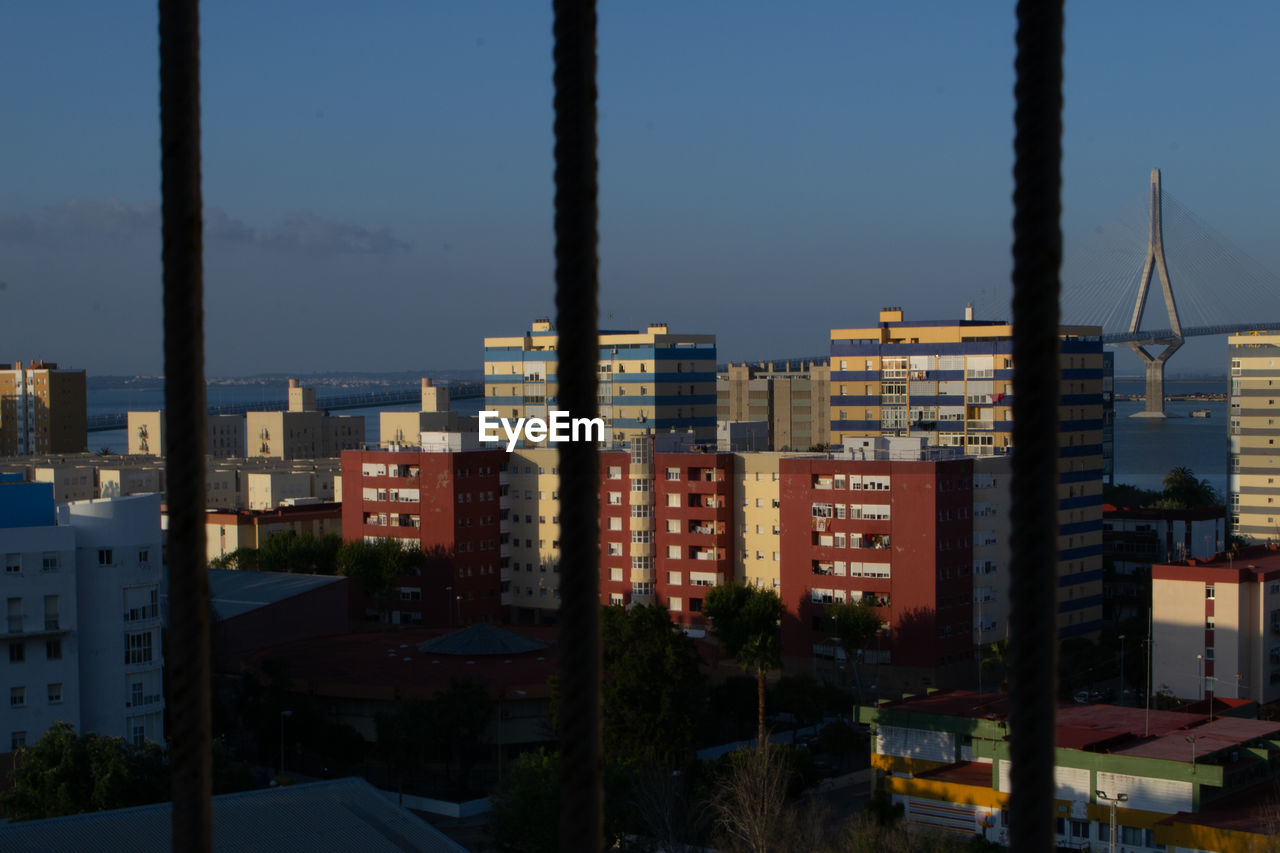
1159,466,1220,509
337,538,420,621
981,638,1011,693
704,583,783,751
1,722,168,820
488,750,560,853
601,604,706,764
824,599,883,702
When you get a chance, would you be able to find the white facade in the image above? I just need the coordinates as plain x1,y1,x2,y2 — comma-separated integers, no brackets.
2,515,79,754
2,487,164,754
62,494,165,745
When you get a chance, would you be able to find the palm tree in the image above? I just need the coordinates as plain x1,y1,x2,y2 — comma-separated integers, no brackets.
704,583,783,751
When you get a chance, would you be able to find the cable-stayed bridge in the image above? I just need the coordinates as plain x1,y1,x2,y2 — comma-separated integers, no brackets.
1062,169,1280,417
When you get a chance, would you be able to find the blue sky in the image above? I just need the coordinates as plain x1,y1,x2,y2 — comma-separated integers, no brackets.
1,2,1277,376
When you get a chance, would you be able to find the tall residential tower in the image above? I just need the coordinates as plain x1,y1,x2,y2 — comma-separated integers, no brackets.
828,308,1105,638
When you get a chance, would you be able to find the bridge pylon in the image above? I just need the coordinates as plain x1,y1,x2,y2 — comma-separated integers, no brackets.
1126,168,1184,418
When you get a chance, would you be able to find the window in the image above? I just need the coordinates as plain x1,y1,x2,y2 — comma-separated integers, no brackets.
9,643,24,663
125,631,154,665
133,725,146,747
48,683,62,704
1206,586,1216,599
98,549,113,566
131,682,144,707
44,596,59,631
10,686,25,708
10,731,26,751
138,549,150,566
4,554,18,574
41,554,58,572
46,639,61,660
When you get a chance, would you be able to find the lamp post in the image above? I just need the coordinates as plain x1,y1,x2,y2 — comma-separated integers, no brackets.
279,710,293,780
1196,653,1204,703
1118,634,1126,705
445,584,453,627
1096,789,1128,853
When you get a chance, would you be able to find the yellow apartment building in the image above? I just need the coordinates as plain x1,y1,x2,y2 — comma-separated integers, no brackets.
483,320,717,446
830,308,1105,639
0,361,86,455
1228,332,1280,542
505,447,563,621
733,451,805,591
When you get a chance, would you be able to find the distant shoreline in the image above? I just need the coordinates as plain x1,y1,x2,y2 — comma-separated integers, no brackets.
1114,393,1226,402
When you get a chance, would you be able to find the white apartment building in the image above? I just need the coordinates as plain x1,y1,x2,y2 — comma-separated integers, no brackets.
2,478,164,756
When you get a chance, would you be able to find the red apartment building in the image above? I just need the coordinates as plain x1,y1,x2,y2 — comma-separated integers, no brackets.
779,455,977,688
340,447,507,627
598,444,736,624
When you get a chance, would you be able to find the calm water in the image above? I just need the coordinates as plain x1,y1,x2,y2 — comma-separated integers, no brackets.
87,379,1227,495
1112,378,1227,496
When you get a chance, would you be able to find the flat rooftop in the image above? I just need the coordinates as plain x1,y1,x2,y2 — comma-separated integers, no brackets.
206,569,344,620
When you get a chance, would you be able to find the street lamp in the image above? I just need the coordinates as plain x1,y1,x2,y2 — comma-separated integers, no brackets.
1185,735,1198,774
1118,634,1126,705
1196,653,1204,703
1096,790,1128,853
279,710,293,780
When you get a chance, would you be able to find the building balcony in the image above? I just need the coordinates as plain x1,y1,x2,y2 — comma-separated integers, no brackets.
5,622,70,640
499,518,511,534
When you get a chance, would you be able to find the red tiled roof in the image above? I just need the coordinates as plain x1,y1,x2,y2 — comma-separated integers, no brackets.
915,760,995,788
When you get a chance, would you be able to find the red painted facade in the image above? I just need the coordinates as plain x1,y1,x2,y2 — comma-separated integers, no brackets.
597,448,736,626
340,449,507,626
778,457,974,670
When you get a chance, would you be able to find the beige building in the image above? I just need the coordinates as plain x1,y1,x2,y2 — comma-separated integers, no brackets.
0,361,86,455
380,378,472,448
204,502,342,563
717,361,831,451
1152,546,1280,705
484,320,717,446
505,447,563,621
98,467,163,499
733,451,805,590
127,411,244,458
32,464,97,503
1228,332,1280,542
246,379,364,460
0,453,340,511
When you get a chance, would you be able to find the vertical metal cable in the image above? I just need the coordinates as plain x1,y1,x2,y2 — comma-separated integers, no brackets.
1009,1,1063,851
552,1,602,851
159,0,211,849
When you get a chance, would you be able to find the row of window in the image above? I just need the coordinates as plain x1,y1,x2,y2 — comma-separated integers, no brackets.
7,639,62,662
8,683,61,708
